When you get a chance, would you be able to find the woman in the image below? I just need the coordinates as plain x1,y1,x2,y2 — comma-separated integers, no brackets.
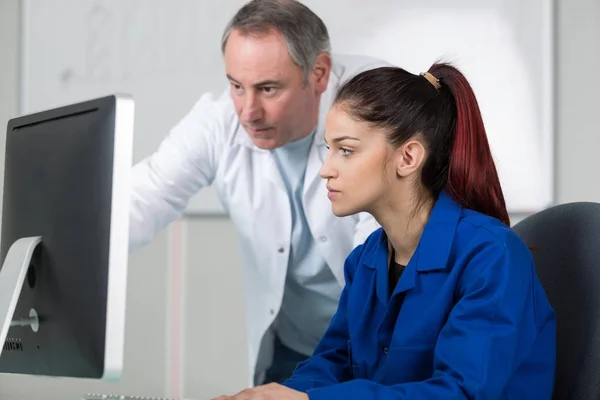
215,63,556,399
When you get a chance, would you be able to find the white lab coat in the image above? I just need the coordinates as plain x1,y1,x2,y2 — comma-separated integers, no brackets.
128,54,390,383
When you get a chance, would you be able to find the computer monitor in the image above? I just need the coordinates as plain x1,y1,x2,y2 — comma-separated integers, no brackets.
0,94,134,380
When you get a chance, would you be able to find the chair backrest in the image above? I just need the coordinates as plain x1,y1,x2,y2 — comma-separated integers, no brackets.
513,202,600,400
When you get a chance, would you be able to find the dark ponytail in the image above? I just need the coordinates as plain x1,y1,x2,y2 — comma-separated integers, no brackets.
334,63,509,226
429,63,509,225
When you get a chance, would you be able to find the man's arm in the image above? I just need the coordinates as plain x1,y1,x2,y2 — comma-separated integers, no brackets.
129,90,234,251
282,245,364,392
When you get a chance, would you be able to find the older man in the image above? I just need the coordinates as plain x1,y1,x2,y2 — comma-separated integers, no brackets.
129,0,388,386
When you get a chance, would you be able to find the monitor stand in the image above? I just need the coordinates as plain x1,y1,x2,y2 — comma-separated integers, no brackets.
0,236,42,357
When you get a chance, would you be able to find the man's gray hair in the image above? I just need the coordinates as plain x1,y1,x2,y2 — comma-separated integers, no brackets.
221,0,331,82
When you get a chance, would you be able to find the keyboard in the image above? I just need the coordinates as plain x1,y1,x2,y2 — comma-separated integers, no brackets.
83,394,196,400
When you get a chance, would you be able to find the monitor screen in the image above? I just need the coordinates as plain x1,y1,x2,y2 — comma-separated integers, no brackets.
0,94,134,380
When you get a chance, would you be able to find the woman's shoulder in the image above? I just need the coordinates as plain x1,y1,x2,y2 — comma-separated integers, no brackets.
452,209,534,282
458,209,529,254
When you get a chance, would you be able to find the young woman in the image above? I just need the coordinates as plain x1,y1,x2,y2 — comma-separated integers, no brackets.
214,64,556,400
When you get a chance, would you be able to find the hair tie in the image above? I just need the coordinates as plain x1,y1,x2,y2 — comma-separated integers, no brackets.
420,72,441,90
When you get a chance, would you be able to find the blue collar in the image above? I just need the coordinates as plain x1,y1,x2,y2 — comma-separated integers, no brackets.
360,191,463,303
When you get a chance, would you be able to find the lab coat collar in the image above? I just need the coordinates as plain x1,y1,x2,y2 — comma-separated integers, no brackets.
232,120,327,151
361,191,462,304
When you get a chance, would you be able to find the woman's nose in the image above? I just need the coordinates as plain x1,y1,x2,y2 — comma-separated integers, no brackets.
320,153,337,180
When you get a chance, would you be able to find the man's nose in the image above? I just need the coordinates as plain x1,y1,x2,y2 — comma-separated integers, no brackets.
241,93,263,123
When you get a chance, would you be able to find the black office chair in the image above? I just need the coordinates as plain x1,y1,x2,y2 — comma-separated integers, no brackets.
513,202,600,400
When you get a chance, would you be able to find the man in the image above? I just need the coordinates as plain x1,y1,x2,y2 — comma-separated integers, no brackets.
129,0,389,386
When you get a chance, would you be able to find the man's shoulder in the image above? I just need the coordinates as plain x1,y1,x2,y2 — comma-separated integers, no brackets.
187,87,238,125
316,54,395,148
330,53,394,83
182,87,244,145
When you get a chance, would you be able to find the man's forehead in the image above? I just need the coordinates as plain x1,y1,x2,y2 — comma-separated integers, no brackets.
226,65,284,86
224,30,299,84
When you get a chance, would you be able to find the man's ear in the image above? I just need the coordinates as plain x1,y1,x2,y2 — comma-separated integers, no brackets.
395,139,426,178
312,52,332,94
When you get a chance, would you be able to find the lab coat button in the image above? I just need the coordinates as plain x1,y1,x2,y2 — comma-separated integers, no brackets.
270,309,275,315
319,236,327,243
278,247,285,253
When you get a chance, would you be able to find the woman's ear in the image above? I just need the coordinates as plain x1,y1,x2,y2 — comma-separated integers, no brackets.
395,139,426,177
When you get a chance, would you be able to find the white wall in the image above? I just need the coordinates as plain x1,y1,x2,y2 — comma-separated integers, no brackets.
0,0,18,205
555,0,600,204
0,0,599,399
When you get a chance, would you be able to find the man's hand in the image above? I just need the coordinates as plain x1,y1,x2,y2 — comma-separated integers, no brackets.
211,383,309,400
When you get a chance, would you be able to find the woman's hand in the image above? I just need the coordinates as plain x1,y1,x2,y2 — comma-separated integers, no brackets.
211,383,309,400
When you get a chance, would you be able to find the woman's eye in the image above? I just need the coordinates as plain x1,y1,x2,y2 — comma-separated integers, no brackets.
341,148,353,156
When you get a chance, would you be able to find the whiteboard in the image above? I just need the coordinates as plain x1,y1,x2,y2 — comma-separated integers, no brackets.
21,0,554,214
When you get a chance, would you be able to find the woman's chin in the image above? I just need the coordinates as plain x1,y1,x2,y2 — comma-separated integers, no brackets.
331,203,361,218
